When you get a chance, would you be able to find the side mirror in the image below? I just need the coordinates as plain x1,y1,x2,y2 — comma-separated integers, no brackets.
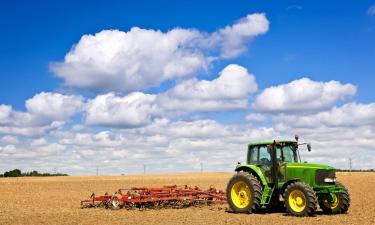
307,143,312,152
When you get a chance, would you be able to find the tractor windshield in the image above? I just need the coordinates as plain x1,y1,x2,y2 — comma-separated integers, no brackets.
276,144,299,163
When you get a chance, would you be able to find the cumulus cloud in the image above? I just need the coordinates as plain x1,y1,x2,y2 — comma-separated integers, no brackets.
51,13,269,93
25,92,84,125
164,64,257,100
84,64,257,127
85,92,159,128
216,13,269,58
0,92,83,136
52,28,209,93
157,64,257,113
253,77,356,113
273,102,375,129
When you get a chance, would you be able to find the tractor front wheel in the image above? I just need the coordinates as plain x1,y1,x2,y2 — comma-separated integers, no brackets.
319,182,350,214
226,172,262,213
284,181,317,216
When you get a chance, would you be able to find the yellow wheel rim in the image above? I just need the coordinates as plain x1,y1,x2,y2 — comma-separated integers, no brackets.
288,190,306,212
323,194,339,209
231,181,251,208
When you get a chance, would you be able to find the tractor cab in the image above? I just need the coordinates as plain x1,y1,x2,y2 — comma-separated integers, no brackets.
247,140,300,185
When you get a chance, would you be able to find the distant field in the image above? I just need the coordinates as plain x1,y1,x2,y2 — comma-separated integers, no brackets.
0,172,374,225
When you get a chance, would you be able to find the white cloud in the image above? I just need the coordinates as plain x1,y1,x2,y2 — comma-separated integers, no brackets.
85,92,159,128
246,113,267,122
25,92,83,125
0,92,83,136
164,64,257,100
52,28,209,93
216,13,269,58
51,13,269,93
0,119,276,174
273,102,375,129
0,105,12,124
2,110,375,175
59,131,126,147
0,135,19,145
84,64,257,127
0,143,66,159
158,64,257,113
30,138,49,146
253,77,356,113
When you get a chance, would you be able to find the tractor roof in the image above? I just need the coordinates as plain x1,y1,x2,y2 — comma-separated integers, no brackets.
248,140,296,146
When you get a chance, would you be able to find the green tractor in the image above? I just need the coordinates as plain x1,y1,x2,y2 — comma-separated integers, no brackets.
226,137,350,216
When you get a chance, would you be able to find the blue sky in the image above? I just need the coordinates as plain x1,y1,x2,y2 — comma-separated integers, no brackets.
0,1,374,174
1,1,374,107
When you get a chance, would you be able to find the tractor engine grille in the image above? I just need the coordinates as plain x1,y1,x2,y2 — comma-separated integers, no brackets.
315,169,336,185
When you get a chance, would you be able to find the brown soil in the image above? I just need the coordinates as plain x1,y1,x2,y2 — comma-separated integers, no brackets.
0,172,374,225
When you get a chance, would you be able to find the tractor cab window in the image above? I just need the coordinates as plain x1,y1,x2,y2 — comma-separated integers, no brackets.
277,145,298,163
248,145,271,167
259,146,271,166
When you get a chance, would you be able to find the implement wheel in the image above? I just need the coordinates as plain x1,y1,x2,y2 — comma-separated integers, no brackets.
284,181,317,216
319,182,350,214
108,196,121,210
226,172,262,213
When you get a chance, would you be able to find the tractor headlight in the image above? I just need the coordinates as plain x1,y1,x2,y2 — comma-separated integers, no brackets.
324,177,336,183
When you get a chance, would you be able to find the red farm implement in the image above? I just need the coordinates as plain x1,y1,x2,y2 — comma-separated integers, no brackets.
81,185,226,210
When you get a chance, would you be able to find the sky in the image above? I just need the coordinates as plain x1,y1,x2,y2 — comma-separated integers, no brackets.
0,0,374,175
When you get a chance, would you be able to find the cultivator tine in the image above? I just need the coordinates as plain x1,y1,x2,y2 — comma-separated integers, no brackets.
81,185,226,210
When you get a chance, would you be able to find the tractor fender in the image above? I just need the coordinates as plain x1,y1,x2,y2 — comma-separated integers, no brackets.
234,165,268,186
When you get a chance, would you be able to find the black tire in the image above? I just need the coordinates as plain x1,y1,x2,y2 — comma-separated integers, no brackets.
226,172,262,213
283,181,317,217
319,182,350,214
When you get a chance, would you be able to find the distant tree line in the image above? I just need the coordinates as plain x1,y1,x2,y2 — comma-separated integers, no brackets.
0,169,68,177
336,169,374,172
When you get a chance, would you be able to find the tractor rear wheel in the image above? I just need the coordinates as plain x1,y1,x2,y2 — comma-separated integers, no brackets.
284,181,317,216
226,172,262,213
319,182,350,214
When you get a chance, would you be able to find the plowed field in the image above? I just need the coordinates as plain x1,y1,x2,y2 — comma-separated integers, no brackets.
0,172,374,225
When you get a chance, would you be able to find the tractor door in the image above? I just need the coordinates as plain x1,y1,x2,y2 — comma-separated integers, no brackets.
249,145,273,183
276,144,299,183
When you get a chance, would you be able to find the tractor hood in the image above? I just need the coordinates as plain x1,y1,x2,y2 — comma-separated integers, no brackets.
286,162,335,170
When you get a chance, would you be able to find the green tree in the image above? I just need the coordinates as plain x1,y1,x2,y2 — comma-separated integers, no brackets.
4,169,22,177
